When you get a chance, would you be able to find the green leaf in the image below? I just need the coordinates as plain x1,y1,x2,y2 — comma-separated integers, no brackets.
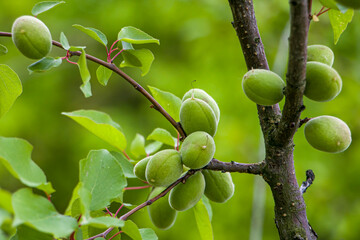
122,220,142,240
139,228,158,240
147,128,177,147
148,86,182,122
0,44,8,56
73,24,108,47
80,216,124,228
0,188,13,213
121,41,134,50
110,151,136,178
62,109,127,151
65,183,81,217
12,188,78,238
130,134,147,159
145,141,163,155
0,65,22,118
118,26,159,45
28,57,62,74
96,65,112,86
79,150,127,211
0,208,11,227
319,0,339,9
31,1,65,16
75,227,83,240
193,199,213,240
201,195,212,221
0,137,53,194
10,224,53,240
69,46,86,51
36,182,55,195
120,48,155,76
329,9,354,44
77,49,92,98
60,32,70,50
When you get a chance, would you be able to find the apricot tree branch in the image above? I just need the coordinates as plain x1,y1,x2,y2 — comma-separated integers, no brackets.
0,31,186,139
228,1,316,239
274,0,309,145
228,0,281,134
205,158,265,175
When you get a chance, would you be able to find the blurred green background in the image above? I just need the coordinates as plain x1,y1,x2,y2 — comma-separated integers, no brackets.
0,0,359,239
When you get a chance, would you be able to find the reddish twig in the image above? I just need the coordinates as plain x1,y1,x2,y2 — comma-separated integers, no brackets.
0,31,187,139
124,185,152,190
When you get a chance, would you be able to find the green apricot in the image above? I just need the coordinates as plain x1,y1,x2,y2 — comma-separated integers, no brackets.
307,45,334,67
202,170,234,203
12,16,52,59
180,131,215,169
133,156,151,181
169,172,205,211
305,62,342,102
335,0,360,8
180,98,217,136
182,89,220,123
145,149,183,187
148,187,177,230
242,69,285,106
304,116,351,153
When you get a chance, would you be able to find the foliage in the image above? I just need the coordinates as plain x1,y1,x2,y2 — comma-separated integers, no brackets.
0,0,359,239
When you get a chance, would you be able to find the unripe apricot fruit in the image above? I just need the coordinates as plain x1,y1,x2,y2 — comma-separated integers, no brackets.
169,171,205,211
202,170,234,203
305,62,342,102
148,187,177,230
180,131,215,169
180,98,217,136
182,89,220,123
335,0,360,8
242,69,285,106
133,156,151,181
307,45,334,67
145,149,182,187
304,116,351,153
12,16,52,59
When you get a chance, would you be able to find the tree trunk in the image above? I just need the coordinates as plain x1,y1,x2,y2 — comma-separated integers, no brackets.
227,0,317,239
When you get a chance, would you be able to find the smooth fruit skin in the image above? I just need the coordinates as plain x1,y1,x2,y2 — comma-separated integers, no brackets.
12,16,52,59
307,45,334,67
145,149,183,187
180,98,217,136
180,131,215,169
305,62,342,102
148,187,177,230
169,172,205,211
242,69,285,106
304,116,351,153
182,89,220,123
133,156,151,181
335,0,360,8
202,170,234,203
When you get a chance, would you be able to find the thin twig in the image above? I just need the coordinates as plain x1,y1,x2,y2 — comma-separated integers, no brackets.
205,158,265,175
0,31,186,139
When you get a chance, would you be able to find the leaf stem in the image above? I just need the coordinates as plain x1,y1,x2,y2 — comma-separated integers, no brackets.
110,49,124,63
124,185,152,190
114,204,124,218
109,231,123,240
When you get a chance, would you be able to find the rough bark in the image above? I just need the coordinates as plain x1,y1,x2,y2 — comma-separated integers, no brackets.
228,0,316,239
